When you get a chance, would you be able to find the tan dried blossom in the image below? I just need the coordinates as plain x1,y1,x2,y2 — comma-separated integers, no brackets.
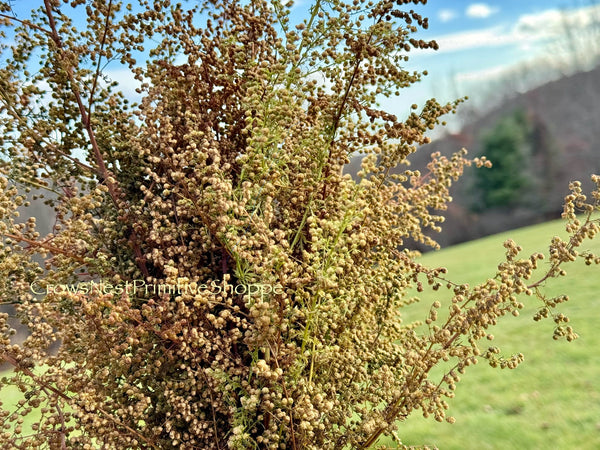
0,0,598,449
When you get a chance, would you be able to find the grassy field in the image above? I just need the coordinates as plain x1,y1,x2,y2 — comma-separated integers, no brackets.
377,216,600,449
2,217,599,448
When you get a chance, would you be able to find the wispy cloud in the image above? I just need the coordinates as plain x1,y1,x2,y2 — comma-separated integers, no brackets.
466,3,499,19
454,64,513,83
103,68,144,103
418,4,600,55
431,26,510,53
514,6,600,36
438,9,457,23
515,9,563,36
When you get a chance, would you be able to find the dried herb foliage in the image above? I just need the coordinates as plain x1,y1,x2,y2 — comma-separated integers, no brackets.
0,0,599,448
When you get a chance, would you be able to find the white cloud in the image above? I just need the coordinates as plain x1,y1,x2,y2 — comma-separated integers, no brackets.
454,64,512,83
515,5,600,36
430,26,510,53
438,9,457,23
103,68,145,102
466,3,499,19
416,4,600,55
515,9,563,36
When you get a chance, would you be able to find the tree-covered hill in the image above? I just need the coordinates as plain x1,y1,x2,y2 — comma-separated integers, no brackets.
356,65,600,249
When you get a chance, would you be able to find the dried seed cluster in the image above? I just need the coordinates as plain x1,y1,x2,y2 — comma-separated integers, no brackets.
0,0,599,449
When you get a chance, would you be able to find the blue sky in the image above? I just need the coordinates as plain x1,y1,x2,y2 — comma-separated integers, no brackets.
5,1,599,131
362,0,600,127
287,0,600,129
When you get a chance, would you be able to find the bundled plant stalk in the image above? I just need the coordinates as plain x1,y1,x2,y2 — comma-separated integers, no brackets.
0,0,598,448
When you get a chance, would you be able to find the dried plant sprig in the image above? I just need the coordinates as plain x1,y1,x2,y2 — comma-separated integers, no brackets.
0,1,598,449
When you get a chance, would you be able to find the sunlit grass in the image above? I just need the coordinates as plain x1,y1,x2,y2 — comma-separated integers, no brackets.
377,216,600,449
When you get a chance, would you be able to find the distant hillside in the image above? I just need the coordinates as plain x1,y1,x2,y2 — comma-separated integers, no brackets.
348,66,600,250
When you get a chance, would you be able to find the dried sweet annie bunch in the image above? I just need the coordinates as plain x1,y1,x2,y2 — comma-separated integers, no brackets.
0,0,598,448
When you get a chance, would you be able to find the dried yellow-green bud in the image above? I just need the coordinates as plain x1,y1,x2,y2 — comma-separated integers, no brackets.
0,0,598,449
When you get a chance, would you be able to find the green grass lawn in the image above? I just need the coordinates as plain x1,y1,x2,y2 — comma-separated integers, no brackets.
377,216,600,449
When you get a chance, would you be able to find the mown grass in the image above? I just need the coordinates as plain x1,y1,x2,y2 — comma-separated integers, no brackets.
377,216,600,449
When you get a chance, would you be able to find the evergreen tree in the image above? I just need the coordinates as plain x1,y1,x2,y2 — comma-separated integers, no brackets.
473,110,531,210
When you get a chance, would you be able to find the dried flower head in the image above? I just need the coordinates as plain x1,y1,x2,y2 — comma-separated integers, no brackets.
0,0,598,449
